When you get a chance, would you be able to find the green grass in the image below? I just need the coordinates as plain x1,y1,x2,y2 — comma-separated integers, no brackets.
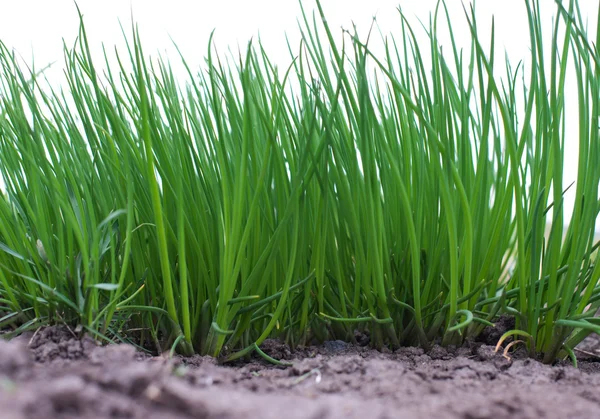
0,0,599,364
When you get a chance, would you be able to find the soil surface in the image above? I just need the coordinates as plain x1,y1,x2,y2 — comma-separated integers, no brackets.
2,325,600,419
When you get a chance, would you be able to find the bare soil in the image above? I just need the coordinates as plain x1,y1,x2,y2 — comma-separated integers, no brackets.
1,324,600,419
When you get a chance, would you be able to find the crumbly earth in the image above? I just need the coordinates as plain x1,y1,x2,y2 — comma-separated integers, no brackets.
1,325,600,419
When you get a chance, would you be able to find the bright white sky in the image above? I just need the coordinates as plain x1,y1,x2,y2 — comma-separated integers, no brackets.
0,0,598,228
0,1,557,72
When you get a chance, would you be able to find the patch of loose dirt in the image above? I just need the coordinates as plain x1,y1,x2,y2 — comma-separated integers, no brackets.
1,325,600,419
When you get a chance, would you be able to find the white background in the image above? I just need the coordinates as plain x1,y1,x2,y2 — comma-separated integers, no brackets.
0,0,598,228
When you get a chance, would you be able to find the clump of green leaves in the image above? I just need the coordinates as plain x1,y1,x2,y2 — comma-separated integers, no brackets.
0,0,598,364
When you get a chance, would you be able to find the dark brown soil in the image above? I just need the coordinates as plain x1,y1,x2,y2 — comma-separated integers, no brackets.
2,325,600,419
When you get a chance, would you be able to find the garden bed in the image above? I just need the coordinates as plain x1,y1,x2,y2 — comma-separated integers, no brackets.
1,3,600,418
1,325,600,419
